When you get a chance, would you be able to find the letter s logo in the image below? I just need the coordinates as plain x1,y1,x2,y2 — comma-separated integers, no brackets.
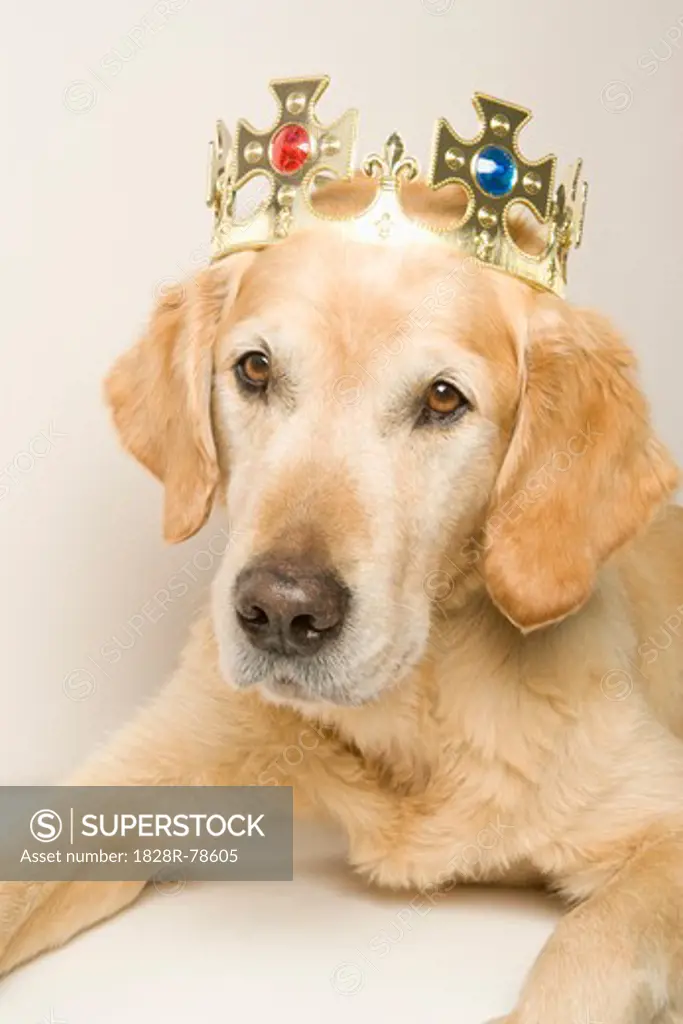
30,809,63,843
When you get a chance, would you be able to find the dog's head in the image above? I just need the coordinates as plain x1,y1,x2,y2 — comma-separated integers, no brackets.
106,183,678,707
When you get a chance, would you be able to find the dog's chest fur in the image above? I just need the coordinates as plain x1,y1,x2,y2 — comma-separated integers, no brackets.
316,585,652,887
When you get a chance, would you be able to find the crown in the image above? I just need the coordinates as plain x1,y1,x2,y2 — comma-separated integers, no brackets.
206,75,587,297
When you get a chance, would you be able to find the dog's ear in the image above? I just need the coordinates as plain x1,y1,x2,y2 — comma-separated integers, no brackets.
483,299,679,631
105,254,252,543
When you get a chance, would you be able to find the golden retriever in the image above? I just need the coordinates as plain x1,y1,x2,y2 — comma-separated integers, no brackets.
1,178,682,1024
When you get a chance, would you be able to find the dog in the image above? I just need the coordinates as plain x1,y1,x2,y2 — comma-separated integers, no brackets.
1,177,682,1024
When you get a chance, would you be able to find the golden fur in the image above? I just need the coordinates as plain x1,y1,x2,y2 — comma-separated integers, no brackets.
2,180,683,1023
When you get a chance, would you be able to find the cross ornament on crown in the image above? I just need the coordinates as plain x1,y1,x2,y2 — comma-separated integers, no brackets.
430,94,556,259
207,75,357,255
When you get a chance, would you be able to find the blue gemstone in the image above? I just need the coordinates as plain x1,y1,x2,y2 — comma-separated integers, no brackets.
473,145,517,197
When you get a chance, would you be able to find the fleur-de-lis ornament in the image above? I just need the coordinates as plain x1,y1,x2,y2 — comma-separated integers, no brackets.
363,132,419,187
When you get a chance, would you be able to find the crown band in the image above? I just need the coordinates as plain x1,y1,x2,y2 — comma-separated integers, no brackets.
206,75,587,297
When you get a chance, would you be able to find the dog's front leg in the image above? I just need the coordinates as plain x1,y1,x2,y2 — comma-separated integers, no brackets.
0,624,257,975
504,826,683,1024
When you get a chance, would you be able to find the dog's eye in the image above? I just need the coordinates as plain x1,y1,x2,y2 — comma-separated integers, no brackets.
418,380,469,425
235,351,270,391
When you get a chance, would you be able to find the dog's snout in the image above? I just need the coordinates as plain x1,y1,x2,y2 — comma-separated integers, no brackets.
234,560,349,657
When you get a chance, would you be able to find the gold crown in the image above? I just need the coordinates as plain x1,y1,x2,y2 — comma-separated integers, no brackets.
206,75,587,297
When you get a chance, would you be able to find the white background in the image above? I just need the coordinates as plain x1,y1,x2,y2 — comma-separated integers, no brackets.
0,2,682,1019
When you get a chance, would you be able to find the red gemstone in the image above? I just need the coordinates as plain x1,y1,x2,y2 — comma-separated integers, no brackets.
270,123,311,175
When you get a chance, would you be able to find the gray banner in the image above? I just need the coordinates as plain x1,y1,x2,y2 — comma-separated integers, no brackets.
0,787,293,882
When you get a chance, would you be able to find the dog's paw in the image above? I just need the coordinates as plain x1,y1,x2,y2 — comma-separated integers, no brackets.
348,831,455,892
350,850,424,890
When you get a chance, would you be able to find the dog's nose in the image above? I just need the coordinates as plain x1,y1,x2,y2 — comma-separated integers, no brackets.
234,560,349,657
